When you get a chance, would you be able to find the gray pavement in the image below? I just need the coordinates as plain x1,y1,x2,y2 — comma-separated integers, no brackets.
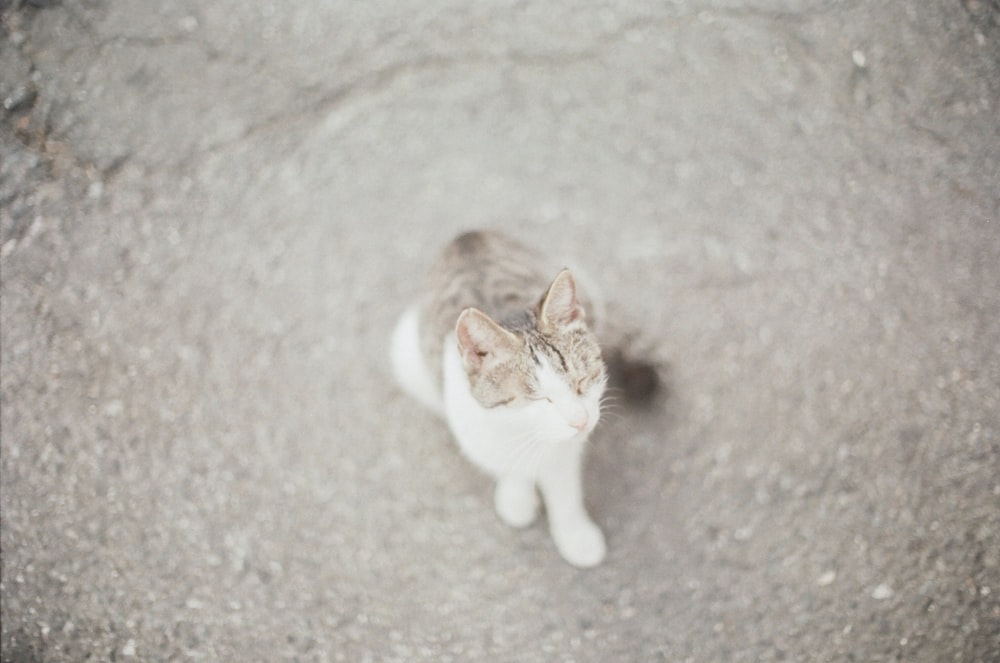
2,1,999,661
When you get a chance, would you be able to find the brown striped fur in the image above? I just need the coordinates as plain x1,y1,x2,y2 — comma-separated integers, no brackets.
418,231,606,410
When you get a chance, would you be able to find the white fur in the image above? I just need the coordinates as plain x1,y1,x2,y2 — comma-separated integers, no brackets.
390,305,445,415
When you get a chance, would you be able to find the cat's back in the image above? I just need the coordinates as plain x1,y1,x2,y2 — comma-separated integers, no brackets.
392,231,550,412
421,230,550,340
404,231,548,392
430,230,548,300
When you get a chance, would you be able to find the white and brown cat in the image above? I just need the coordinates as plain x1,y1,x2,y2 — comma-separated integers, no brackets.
391,230,628,567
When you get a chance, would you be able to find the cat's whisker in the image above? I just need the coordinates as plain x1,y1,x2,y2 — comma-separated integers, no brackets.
507,428,543,449
599,408,624,422
595,413,625,430
598,402,624,418
601,390,624,399
597,414,622,428
511,438,539,465
506,434,534,462
510,430,555,479
521,447,546,478
506,431,543,475
521,439,549,478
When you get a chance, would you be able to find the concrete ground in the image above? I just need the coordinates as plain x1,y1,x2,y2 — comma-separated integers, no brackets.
2,1,998,661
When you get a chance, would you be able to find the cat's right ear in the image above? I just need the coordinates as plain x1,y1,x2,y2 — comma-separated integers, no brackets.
455,308,522,372
538,268,585,331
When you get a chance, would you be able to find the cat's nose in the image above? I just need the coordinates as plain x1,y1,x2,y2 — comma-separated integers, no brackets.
562,403,589,432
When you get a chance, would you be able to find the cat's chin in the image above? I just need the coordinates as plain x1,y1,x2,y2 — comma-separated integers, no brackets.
540,425,595,447
525,418,591,444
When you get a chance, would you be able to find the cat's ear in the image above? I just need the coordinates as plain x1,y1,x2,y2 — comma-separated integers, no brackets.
456,308,523,372
538,269,585,331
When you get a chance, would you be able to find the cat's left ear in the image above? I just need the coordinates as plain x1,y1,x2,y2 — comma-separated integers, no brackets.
538,269,585,331
456,308,523,372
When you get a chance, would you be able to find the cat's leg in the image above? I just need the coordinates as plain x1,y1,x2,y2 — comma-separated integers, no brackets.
538,440,606,568
494,476,540,528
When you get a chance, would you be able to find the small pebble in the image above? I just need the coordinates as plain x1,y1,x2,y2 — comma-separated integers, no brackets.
872,583,893,600
817,570,836,586
3,85,36,112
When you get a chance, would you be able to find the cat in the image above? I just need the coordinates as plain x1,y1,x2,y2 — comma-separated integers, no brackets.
390,230,613,567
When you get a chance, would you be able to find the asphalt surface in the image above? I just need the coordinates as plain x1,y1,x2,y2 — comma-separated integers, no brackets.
2,1,999,661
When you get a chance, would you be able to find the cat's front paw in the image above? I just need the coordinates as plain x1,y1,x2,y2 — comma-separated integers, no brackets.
552,519,606,568
494,479,540,528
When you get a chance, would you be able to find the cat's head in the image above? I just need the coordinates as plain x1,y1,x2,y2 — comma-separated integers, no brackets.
454,269,606,439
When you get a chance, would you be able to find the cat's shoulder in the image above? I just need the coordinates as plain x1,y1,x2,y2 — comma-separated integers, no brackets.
390,304,445,415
